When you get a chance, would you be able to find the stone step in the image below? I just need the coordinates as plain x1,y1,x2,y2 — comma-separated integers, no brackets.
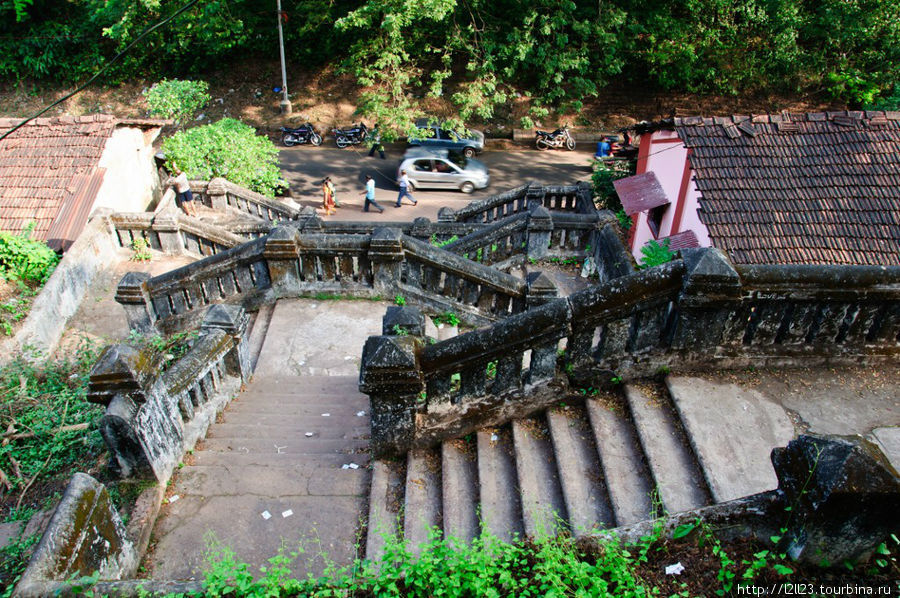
172,464,368,497
441,438,479,545
665,376,794,503
625,383,711,514
242,375,364,397
476,427,523,543
206,422,369,440
221,410,368,428
246,302,276,373
585,395,655,526
199,436,369,456
546,405,614,534
192,451,367,468
366,459,405,562
511,417,567,537
224,399,368,417
404,448,442,555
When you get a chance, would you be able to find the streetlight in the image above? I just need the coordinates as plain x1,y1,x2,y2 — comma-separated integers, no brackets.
277,0,291,115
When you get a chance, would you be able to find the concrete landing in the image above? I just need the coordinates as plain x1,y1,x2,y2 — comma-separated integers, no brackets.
666,376,795,503
144,299,385,581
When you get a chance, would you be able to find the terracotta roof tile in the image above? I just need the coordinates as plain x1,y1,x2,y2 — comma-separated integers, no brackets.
675,111,900,266
0,115,117,248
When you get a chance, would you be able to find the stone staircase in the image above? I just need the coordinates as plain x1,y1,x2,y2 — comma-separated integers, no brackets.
146,299,382,580
366,375,795,559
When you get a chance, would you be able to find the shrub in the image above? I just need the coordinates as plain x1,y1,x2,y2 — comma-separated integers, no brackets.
162,118,285,197
591,159,634,213
143,79,210,125
638,238,676,269
0,226,59,283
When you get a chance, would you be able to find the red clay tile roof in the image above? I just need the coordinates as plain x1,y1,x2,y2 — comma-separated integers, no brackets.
660,229,700,251
0,114,117,250
674,111,900,267
614,171,670,216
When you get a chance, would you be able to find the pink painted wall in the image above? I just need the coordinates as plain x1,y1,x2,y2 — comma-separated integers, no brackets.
630,130,711,262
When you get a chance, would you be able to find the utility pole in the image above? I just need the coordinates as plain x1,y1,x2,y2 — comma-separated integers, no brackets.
277,0,291,115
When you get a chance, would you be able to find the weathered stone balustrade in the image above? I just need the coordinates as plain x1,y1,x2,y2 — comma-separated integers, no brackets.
115,225,549,332
87,305,248,482
438,181,594,224
110,210,247,257
195,177,305,222
361,248,900,457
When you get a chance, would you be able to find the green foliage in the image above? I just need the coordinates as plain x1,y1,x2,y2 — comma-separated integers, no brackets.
0,282,37,336
0,532,39,597
0,341,105,512
162,118,284,197
591,159,634,214
432,311,460,327
638,239,676,269
0,226,58,284
394,294,406,307
430,234,459,248
129,237,152,262
615,209,632,231
143,79,210,125
127,329,198,367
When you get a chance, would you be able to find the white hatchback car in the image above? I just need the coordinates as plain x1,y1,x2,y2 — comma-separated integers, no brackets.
398,148,490,194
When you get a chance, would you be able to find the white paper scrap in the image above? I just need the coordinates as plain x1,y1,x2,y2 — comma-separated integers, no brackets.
356,411,366,417
321,413,330,417
341,464,350,469
491,433,499,442
348,462,359,469
305,432,314,437
168,495,180,504
344,356,354,360
282,509,293,518
261,510,272,520
665,562,685,575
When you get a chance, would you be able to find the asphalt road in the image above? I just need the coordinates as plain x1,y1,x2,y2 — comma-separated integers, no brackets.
278,143,595,222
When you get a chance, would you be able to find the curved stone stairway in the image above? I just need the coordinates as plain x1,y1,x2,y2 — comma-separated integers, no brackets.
366,377,796,560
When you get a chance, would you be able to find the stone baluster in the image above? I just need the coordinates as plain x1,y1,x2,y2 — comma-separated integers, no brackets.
151,208,185,254
409,216,433,240
115,272,156,333
525,206,553,260
263,226,300,297
201,304,251,381
672,248,742,352
437,207,457,222
525,182,544,212
370,227,404,296
360,306,426,458
207,177,228,211
88,344,183,481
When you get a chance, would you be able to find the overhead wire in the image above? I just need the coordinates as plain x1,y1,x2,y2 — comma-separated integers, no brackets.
0,0,203,142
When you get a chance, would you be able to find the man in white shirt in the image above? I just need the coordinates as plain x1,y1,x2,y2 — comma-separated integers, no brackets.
167,167,198,217
395,170,417,208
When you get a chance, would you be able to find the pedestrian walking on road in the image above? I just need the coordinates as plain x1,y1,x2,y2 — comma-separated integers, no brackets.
361,174,384,213
395,170,417,207
368,124,386,159
326,177,340,208
321,178,336,215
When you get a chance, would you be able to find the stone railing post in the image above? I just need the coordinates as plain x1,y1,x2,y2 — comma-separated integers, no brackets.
207,177,228,211
15,473,137,595
526,206,553,260
370,227,404,296
115,272,156,333
88,344,182,481
771,434,900,565
671,248,742,352
263,226,300,298
409,216,433,240
201,304,251,381
574,180,595,214
526,271,559,309
525,182,544,211
360,306,425,457
152,208,185,254
437,207,457,222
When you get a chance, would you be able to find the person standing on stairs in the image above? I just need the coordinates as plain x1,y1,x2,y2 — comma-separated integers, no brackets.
167,166,199,218
321,177,336,215
361,174,384,213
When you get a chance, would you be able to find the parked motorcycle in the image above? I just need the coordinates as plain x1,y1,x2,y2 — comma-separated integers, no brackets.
333,122,368,148
280,124,322,147
535,125,576,151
